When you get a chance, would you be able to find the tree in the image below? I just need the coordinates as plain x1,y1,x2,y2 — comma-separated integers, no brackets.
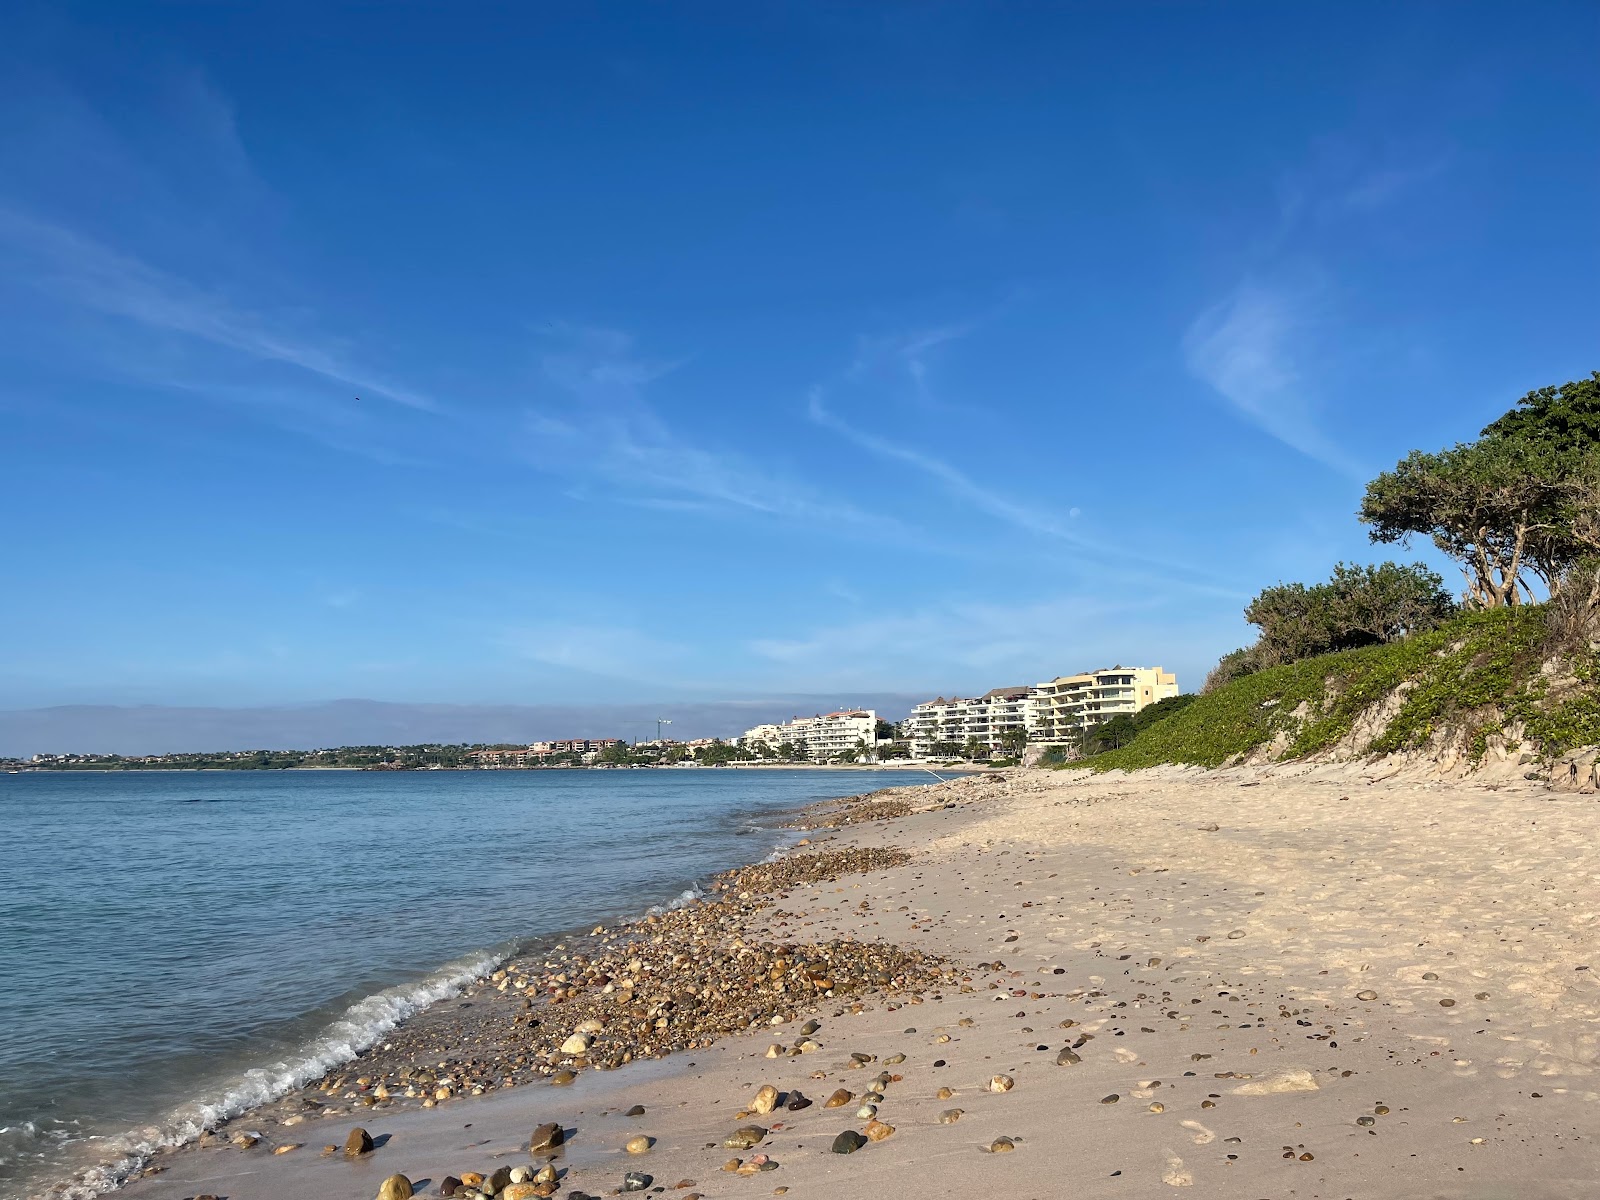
1482,371,1600,447
873,718,897,741
1246,561,1456,663
1361,375,1600,606
930,740,964,758
1086,713,1138,752
961,735,988,761
1361,439,1570,606
999,726,1029,758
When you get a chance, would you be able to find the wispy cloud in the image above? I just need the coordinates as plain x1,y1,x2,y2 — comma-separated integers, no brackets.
845,322,978,412
807,388,1079,539
1182,280,1364,478
0,208,435,412
808,335,1248,596
525,322,891,529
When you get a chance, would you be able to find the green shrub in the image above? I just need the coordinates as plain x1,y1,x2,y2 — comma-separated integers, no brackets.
1066,606,1570,772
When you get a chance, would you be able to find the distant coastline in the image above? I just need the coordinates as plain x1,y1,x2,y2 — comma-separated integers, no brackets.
4,760,980,774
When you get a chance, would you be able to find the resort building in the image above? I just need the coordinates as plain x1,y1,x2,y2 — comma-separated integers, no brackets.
1028,666,1180,743
904,686,1034,758
469,737,625,766
738,710,878,762
905,667,1179,756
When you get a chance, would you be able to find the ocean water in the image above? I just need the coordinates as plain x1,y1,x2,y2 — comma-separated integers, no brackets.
0,767,911,1199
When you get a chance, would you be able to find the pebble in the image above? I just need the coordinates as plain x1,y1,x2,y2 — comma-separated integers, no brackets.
939,1108,963,1123
864,1118,895,1142
1056,1048,1081,1066
622,1171,653,1191
989,1075,1015,1093
530,1121,564,1153
724,1126,768,1150
750,1085,779,1115
625,1105,646,1117
1356,990,1379,1001
625,1135,653,1154
989,1137,1016,1153
936,1086,954,1100
344,1128,374,1157
831,1130,867,1154
825,1089,854,1108
1100,1094,1120,1105
376,1175,413,1200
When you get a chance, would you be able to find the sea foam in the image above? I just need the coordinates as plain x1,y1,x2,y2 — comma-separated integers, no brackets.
44,946,503,1200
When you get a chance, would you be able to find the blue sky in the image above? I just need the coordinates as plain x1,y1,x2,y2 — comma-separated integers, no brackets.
2,1,1597,716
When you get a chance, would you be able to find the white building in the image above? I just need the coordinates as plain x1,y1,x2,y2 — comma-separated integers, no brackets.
739,710,877,762
904,687,1034,758
906,667,1179,756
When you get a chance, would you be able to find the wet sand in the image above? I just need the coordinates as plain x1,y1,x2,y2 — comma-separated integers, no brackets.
115,762,1600,1200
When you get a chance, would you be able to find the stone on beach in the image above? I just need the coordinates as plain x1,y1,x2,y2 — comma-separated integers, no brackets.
625,1134,654,1153
344,1127,374,1156
724,1125,767,1149
750,1084,780,1114
831,1130,868,1154
530,1121,564,1152
376,1175,413,1200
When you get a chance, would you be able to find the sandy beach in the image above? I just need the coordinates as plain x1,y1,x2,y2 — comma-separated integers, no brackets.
110,761,1600,1200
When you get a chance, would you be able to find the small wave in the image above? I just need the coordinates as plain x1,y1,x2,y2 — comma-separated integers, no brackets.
645,884,705,916
40,946,504,1200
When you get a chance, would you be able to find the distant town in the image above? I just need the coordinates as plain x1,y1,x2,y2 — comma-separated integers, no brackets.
3,664,1181,771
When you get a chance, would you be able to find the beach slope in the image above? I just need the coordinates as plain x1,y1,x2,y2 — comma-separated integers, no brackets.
120,763,1600,1200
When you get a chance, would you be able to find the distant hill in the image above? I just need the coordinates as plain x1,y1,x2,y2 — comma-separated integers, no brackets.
0,694,924,758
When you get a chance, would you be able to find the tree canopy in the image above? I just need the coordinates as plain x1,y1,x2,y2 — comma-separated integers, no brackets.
1361,372,1600,606
1205,562,1455,691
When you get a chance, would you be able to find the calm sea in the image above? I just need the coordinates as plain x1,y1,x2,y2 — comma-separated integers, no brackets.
0,767,913,1199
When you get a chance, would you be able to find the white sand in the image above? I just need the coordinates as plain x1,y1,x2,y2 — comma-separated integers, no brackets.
120,763,1600,1200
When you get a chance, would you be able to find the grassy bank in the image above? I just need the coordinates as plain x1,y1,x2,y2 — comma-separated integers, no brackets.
1070,605,1600,772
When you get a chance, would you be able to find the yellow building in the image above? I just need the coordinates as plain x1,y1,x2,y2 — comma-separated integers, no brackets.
1029,666,1179,743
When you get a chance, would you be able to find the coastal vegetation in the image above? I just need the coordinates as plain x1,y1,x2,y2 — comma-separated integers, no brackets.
1070,372,1600,774
8,744,483,770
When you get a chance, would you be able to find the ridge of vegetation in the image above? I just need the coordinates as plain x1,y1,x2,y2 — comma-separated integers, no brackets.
1059,371,1600,776
1069,604,1600,772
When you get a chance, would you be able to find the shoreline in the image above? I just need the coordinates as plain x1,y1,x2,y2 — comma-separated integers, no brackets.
84,761,1600,1200
25,776,949,1200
